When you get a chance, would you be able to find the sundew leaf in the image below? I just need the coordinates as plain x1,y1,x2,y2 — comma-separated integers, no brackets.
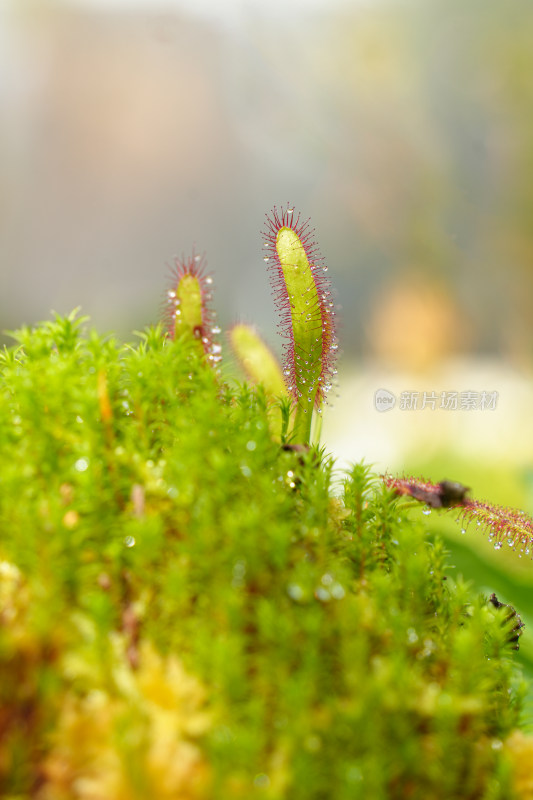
229,323,290,440
164,252,221,365
263,205,338,442
228,323,288,399
384,474,533,559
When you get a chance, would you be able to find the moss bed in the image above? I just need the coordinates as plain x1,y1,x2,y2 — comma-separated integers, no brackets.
0,312,531,799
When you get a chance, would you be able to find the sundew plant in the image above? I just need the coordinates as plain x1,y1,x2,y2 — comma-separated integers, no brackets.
261,206,339,443
1,206,533,799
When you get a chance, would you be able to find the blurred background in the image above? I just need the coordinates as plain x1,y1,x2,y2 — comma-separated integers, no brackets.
3,0,533,698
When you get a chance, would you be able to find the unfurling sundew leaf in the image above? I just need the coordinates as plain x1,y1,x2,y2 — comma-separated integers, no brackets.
164,252,221,363
228,323,288,400
263,205,339,444
229,323,290,440
384,474,533,559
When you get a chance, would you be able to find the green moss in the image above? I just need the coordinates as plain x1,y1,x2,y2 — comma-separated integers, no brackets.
0,312,528,798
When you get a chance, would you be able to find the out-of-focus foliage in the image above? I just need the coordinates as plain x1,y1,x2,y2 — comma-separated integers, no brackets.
0,312,532,798
2,0,533,360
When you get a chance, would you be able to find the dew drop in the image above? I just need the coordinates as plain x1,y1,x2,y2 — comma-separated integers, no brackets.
283,369,291,376
254,774,270,789
287,583,304,601
407,628,419,643
263,256,270,262
211,325,221,334
287,208,294,215
461,528,466,534
323,266,328,272
331,583,345,599
194,254,201,262
205,276,213,285
124,535,136,548
422,507,431,516
211,343,222,354
167,290,176,298
75,458,89,472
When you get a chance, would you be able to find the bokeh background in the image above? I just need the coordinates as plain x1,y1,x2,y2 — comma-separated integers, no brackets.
3,0,533,711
